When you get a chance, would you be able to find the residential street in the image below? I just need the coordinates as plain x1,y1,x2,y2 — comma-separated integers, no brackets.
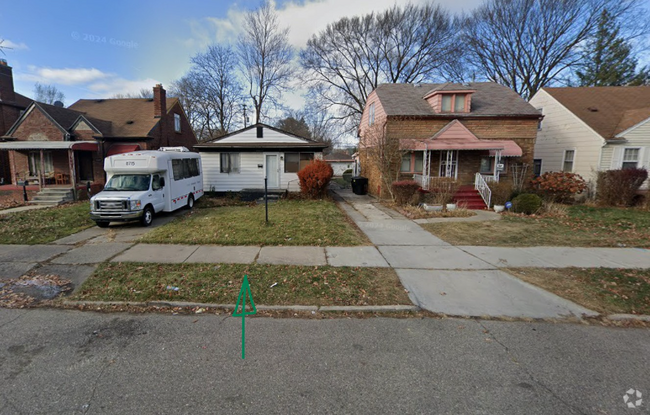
0,308,649,414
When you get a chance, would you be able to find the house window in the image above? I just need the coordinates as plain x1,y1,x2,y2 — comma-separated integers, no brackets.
285,152,314,173
368,103,375,126
28,152,53,176
220,153,240,173
479,157,493,174
400,152,423,173
174,113,181,133
537,108,543,130
441,94,467,113
562,150,575,172
622,148,640,169
533,159,542,177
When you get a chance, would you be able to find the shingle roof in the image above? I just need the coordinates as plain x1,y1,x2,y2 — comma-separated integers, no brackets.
543,86,650,139
374,82,540,117
37,102,89,131
69,97,179,137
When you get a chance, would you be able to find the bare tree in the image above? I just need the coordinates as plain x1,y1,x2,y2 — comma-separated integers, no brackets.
169,75,211,140
111,88,153,99
300,3,457,132
33,83,65,105
191,45,243,136
462,0,648,99
238,1,294,124
359,121,407,200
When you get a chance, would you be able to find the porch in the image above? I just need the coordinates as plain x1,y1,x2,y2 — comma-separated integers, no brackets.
0,141,101,196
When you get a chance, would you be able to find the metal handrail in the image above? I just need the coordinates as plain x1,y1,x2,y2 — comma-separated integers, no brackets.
474,173,492,207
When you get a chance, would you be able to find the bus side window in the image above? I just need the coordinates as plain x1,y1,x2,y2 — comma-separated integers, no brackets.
152,174,163,191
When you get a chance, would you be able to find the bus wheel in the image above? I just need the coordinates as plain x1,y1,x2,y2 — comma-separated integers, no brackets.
141,206,154,227
187,194,194,209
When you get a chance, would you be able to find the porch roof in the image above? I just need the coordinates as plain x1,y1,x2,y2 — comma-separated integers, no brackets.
0,141,98,151
400,138,522,157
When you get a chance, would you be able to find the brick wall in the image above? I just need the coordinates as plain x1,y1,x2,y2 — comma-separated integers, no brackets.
360,116,538,197
148,101,198,150
12,108,64,141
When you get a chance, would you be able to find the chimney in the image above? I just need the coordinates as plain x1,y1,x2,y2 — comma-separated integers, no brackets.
0,59,16,104
153,84,166,118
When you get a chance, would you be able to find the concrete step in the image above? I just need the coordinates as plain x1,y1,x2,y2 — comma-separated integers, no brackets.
28,199,65,205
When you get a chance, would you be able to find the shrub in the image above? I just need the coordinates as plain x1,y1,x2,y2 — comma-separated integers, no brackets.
596,168,648,207
391,180,420,205
512,193,542,215
297,159,333,199
531,172,587,203
488,181,514,205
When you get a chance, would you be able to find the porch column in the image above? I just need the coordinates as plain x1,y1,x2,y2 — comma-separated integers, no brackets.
9,150,17,185
68,149,77,200
494,150,502,182
39,149,44,190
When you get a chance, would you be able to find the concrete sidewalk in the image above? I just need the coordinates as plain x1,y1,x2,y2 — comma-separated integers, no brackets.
330,188,649,319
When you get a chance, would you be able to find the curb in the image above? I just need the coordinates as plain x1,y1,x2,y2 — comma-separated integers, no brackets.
60,300,418,313
606,314,650,322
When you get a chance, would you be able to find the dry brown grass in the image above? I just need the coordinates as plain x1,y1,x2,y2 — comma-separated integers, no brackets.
509,268,650,315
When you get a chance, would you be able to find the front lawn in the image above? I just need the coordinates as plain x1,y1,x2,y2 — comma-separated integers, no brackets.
0,202,94,245
422,205,650,247
140,199,368,246
71,262,411,306
509,268,650,315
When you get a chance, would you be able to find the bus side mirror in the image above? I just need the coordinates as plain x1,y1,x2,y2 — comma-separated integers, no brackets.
160,178,165,187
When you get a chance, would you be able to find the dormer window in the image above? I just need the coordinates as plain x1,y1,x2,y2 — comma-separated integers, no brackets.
441,93,468,112
368,103,375,126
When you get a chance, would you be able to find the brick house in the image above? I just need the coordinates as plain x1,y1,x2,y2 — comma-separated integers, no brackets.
0,59,32,184
0,84,196,196
358,82,542,206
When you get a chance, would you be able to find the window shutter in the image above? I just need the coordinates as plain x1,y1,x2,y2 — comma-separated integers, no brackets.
610,147,624,169
640,147,649,169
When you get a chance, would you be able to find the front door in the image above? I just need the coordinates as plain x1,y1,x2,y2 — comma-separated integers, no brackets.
265,154,279,188
439,150,458,179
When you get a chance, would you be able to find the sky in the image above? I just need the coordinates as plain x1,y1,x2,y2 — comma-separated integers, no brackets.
0,0,483,112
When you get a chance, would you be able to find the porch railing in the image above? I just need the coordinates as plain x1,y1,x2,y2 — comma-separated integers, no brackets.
475,173,492,208
413,174,427,189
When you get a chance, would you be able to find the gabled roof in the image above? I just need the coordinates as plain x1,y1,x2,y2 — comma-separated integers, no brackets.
195,123,328,151
324,152,354,162
542,86,650,140
373,82,540,117
69,97,179,137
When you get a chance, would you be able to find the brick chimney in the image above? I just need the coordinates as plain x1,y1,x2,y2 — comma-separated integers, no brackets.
0,59,16,104
153,84,166,118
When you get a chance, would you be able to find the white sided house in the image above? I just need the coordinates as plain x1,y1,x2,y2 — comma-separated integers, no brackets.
196,124,328,192
530,86,650,189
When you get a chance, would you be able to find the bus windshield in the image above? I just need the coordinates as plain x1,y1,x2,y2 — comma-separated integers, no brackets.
103,174,151,191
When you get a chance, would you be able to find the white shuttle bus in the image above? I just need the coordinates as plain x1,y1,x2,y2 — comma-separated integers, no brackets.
90,147,203,227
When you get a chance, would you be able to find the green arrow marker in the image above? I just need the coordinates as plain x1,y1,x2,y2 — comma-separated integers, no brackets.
232,275,257,359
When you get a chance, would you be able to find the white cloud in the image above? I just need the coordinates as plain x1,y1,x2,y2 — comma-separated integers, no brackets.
0,39,29,51
184,0,483,50
22,66,110,85
15,65,159,100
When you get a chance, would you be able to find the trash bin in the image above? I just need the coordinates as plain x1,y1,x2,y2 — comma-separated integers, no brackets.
351,176,368,195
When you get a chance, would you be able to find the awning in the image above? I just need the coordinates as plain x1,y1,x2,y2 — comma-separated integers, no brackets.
0,141,98,151
107,144,141,157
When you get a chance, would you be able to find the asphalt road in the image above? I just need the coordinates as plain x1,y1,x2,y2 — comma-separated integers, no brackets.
0,309,648,414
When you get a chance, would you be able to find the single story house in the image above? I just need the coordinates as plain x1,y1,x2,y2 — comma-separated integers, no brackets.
358,82,541,206
324,151,355,176
530,86,650,188
0,84,196,197
195,123,328,192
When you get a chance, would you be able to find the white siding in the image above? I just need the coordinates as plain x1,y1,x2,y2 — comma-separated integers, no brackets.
200,151,322,192
329,161,354,176
601,119,650,188
215,126,307,144
530,90,605,184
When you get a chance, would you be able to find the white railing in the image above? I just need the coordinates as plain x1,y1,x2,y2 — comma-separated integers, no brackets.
475,173,492,208
413,174,427,189
481,175,498,183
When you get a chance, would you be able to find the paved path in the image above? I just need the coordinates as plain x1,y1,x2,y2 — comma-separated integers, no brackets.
2,192,650,319
1,308,650,415
330,189,648,319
